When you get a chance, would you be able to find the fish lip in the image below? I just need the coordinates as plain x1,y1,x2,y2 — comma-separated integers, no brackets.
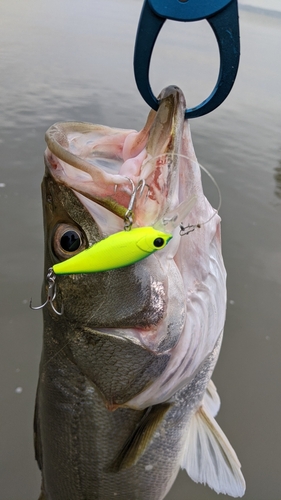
145,85,186,158
158,85,186,109
85,321,182,356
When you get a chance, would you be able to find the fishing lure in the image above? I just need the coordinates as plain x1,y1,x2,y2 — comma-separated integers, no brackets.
30,227,171,314
52,227,172,275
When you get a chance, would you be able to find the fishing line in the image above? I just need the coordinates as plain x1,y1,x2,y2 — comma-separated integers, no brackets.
141,152,222,235
179,153,222,235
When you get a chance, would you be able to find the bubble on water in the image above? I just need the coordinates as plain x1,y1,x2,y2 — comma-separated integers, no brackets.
15,387,23,394
15,368,20,373
22,299,28,304
229,299,235,305
0,183,6,188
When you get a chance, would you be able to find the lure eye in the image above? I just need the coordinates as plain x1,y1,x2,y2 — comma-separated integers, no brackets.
153,237,165,248
53,223,86,259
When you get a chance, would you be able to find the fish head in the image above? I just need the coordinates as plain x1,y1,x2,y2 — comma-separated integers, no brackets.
41,85,226,409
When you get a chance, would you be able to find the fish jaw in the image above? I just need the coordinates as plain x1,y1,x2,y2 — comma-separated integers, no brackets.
127,123,226,409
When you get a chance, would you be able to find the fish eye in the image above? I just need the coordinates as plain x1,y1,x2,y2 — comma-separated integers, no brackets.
53,223,86,259
61,230,81,252
153,237,165,248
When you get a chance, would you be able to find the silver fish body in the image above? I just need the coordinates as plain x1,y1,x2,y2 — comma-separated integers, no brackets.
34,86,245,499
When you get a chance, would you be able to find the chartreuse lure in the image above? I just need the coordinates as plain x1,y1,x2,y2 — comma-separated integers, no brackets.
30,193,196,315
52,227,172,275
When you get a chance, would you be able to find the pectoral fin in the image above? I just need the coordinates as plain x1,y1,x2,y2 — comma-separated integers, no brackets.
110,402,171,471
181,405,246,497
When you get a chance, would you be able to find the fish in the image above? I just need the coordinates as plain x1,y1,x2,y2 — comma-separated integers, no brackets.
34,85,245,500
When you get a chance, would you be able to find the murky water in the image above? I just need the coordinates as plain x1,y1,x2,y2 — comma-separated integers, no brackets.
1,1,281,499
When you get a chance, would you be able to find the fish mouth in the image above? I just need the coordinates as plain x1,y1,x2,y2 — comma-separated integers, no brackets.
44,85,186,233
43,86,214,356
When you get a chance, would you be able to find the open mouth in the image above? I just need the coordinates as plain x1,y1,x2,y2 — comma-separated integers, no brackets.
44,86,189,236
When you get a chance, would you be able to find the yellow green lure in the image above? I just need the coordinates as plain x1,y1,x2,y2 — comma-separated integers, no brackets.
52,227,172,275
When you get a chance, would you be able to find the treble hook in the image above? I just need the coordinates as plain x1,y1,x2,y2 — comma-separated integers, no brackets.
30,268,63,316
124,179,148,231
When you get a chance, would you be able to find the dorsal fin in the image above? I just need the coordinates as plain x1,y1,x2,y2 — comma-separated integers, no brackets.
181,405,246,497
110,402,171,471
202,379,221,417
